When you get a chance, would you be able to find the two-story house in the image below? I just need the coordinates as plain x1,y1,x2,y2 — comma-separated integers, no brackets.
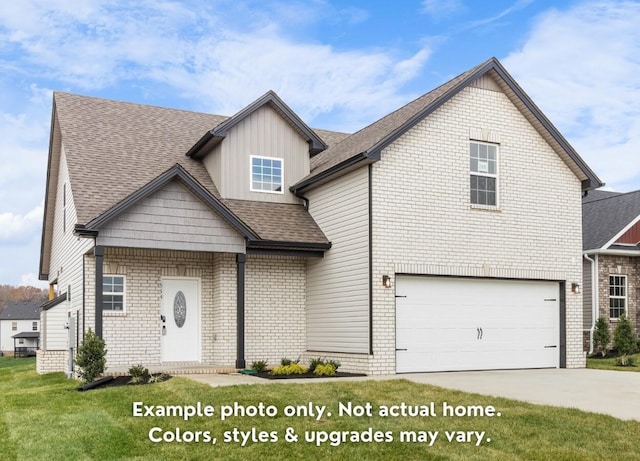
0,301,41,356
37,57,602,375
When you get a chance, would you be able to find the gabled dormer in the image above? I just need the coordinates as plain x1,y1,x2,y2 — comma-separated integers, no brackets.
187,91,326,204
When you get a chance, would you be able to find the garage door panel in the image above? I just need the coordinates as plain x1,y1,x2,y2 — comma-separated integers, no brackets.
395,276,560,373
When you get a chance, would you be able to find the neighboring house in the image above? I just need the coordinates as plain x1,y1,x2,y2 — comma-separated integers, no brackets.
0,301,41,356
582,189,640,352
37,57,602,376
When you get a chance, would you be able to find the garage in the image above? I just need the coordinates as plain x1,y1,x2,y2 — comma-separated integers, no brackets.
395,276,561,373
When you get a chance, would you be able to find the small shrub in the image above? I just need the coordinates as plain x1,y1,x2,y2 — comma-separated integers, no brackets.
326,360,341,371
615,355,636,367
280,356,301,366
308,357,325,373
251,360,268,372
148,373,171,384
128,364,150,384
593,317,610,357
613,314,639,357
75,329,107,383
313,363,336,376
271,363,308,375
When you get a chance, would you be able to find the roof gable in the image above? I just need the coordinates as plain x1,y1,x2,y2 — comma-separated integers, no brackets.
293,57,603,193
187,90,327,159
78,164,258,240
582,189,640,251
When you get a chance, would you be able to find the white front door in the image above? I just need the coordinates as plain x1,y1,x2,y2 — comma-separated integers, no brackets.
161,278,201,363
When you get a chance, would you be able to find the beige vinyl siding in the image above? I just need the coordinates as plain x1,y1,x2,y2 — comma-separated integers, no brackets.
97,180,245,253
471,74,502,92
306,167,369,353
48,145,94,351
215,104,309,203
42,303,69,350
202,143,222,193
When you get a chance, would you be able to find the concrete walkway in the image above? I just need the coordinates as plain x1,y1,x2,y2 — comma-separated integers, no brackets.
185,368,640,421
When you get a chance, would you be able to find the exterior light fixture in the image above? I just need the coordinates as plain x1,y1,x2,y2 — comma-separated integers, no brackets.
571,283,581,294
382,275,392,288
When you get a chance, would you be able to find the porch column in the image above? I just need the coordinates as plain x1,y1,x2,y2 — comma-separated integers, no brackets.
94,245,104,339
236,253,246,369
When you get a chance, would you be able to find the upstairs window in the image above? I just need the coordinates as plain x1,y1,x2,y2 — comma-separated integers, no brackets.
470,142,498,206
32,321,38,331
251,156,283,193
103,275,125,311
609,275,626,319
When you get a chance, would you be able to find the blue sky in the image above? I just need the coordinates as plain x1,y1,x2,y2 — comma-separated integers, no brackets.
1,0,639,286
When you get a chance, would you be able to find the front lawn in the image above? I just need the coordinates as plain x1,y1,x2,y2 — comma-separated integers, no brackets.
587,352,640,372
1,358,639,460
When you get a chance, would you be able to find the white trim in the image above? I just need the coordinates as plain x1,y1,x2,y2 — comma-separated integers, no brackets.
584,249,640,257
608,274,627,320
602,214,640,249
102,274,126,313
469,140,499,208
249,155,284,195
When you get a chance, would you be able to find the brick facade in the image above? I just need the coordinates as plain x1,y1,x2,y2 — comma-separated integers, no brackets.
368,85,585,373
596,255,640,335
81,248,307,370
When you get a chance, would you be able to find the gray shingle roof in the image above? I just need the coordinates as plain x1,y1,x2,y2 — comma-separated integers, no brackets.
582,189,640,250
582,189,621,204
0,301,41,320
52,93,339,247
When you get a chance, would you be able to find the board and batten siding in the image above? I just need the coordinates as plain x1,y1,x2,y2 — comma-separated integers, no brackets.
97,180,245,253
306,167,370,353
208,104,310,204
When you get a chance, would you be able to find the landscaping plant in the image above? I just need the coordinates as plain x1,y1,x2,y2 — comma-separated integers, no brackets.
251,360,268,372
613,314,639,366
128,364,150,384
74,328,107,383
593,316,610,357
270,363,308,375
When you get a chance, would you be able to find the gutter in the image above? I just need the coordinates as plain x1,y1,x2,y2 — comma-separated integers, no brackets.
583,253,598,355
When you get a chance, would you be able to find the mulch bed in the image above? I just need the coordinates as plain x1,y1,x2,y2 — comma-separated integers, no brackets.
249,371,367,380
78,374,172,391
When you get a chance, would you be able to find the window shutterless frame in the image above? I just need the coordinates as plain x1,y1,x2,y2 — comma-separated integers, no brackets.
608,274,626,319
469,141,499,207
250,155,284,194
103,275,126,312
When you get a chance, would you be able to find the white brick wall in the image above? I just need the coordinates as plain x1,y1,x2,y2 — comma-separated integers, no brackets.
81,249,308,370
245,255,307,366
368,85,584,373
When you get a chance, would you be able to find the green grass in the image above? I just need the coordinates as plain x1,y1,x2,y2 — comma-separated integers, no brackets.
1,358,640,460
587,352,640,371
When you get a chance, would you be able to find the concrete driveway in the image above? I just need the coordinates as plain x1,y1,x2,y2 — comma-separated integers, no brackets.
401,368,640,421
186,368,640,421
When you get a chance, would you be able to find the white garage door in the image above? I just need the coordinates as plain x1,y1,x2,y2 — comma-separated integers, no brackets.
396,276,560,373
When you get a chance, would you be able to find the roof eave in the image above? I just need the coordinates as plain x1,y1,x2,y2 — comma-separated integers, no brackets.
291,151,380,193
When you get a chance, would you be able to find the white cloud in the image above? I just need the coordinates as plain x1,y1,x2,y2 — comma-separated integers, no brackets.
20,273,48,288
503,0,640,191
0,203,43,242
421,0,465,20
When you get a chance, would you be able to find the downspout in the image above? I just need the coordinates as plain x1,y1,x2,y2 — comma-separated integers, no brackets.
583,253,598,354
